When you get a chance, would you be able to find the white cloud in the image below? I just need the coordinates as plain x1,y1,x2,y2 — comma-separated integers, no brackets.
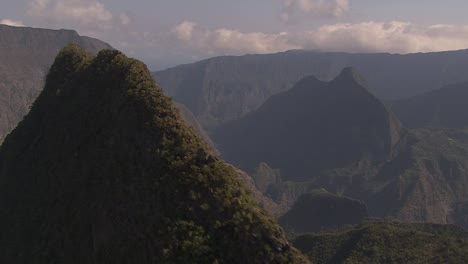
171,21,299,54
173,21,196,41
27,0,120,30
209,29,299,54
305,21,468,53
0,19,25,27
281,0,350,22
169,20,468,57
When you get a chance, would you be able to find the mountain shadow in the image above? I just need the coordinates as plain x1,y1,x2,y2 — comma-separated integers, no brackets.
214,67,401,181
279,190,368,233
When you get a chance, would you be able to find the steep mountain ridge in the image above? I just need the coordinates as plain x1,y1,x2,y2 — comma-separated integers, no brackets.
214,67,402,181
0,45,307,263
0,24,111,143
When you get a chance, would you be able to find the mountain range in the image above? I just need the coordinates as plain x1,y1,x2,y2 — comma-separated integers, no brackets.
153,49,468,131
213,68,468,228
1,24,468,263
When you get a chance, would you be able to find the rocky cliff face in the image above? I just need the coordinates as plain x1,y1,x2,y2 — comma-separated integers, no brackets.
0,45,308,263
153,49,468,131
0,24,111,143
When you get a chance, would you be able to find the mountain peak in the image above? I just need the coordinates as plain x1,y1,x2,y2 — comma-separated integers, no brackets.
0,45,307,263
334,66,369,89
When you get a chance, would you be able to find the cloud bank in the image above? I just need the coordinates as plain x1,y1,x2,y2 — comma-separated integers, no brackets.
0,19,24,27
170,20,468,56
27,0,130,31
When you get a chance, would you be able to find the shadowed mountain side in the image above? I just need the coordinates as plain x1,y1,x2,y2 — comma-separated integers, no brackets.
279,190,368,233
214,69,468,227
213,67,401,181
0,45,308,263
0,24,112,144
390,81,468,129
153,49,468,131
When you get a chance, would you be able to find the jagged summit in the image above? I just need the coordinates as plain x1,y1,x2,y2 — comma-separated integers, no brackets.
214,70,402,180
333,66,369,89
0,45,307,263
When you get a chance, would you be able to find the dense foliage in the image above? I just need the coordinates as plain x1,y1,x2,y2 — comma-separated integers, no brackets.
294,222,468,263
0,45,307,263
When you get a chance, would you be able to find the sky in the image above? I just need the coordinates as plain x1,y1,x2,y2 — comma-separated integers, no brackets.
2,0,468,70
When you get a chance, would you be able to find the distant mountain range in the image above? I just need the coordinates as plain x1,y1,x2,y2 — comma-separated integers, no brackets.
0,24,111,143
213,68,468,227
153,49,468,131
0,45,307,263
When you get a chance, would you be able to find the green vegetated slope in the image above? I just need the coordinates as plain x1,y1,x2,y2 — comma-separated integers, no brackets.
173,101,219,155
369,128,468,227
213,68,468,227
0,45,308,263
0,24,111,143
153,49,468,131
293,222,468,264
390,81,468,129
